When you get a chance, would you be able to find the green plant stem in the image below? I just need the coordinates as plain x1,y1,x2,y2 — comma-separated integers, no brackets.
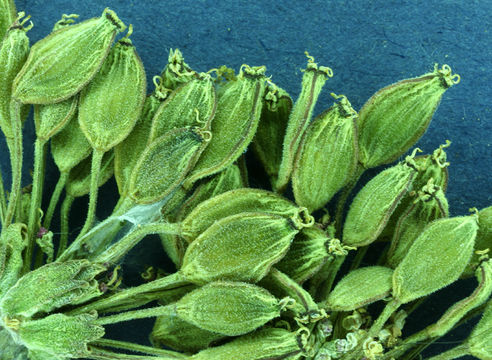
95,304,173,325
91,339,187,358
68,272,188,315
425,343,470,360
57,194,74,259
77,149,104,240
315,254,346,302
368,298,402,338
24,137,47,273
94,221,181,265
43,171,68,230
4,100,23,228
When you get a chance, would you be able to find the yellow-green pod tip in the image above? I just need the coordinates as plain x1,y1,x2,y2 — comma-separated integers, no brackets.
435,63,461,88
102,7,126,32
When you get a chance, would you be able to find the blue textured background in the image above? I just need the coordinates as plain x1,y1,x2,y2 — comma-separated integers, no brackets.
1,0,491,359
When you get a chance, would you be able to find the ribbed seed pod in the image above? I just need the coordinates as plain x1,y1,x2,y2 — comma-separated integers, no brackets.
393,215,478,304
180,212,306,284
174,281,281,336
357,64,460,168
51,113,92,173
128,127,208,204
275,53,333,192
191,327,303,360
0,0,17,41
0,223,26,296
78,27,146,152
292,94,358,212
275,226,331,284
160,164,244,268
180,188,311,243
386,180,449,268
325,266,393,311
260,268,318,316
160,48,197,90
0,260,105,318
343,158,417,247
148,75,216,142
466,299,492,359
151,313,226,353
13,8,126,104
34,96,77,142
0,13,31,140
66,151,114,198
185,64,267,186
16,313,104,359
465,206,492,277
252,82,292,186
426,260,492,338
114,78,168,196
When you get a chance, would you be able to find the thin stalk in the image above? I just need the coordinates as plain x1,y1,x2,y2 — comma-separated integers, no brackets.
368,298,402,338
57,194,74,259
0,166,6,225
43,171,68,230
94,221,181,265
95,304,173,325
68,272,188,315
4,100,23,227
91,339,187,358
24,138,47,273
425,343,470,360
76,149,104,240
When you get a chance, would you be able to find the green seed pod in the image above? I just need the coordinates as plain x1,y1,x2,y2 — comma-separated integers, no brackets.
78,27,146,152
190,327,303,360
325,266,393,311
275,52,333,192
128,127,208,204
0,13,31,140
0,0,17,41
177,164,244,221
16,312,104,359
66,151,114,198
260,268,319,317
148,74,216,143
252,82,292,186
357,64,460,168
343,158,417,247
292,93,358,212
466,299,492,359
174,281,281,336
180,212,305,284
160,48,197,90
114,77,168,197
12,8,126,104
160,164,244,267
464,206,492,277
0,223,27,296
386,181,448,268
393,215,478,304
185,64,267,186
275,226,332,284
180,188,311,243
413,140,451,191
34,96,77,142
0,328,28,360
0,259,105,318
151,313,226,353
426,259,492,338
51,112,92,173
